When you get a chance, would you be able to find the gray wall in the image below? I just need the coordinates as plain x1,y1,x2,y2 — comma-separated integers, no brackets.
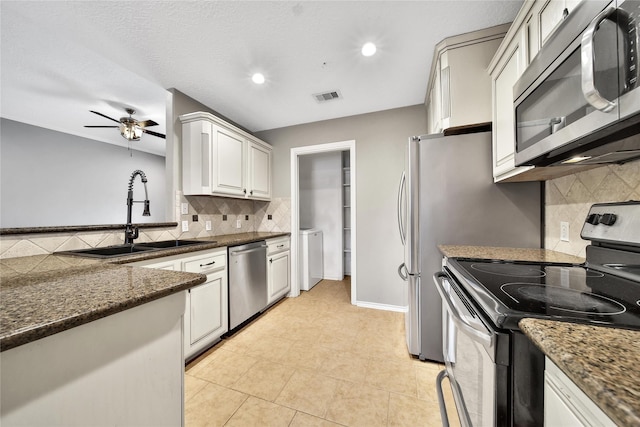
1,118,166,227
256,104,428,307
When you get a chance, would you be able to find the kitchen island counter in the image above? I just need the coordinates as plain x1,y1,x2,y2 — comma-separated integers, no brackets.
438,244,585,264
520,318,640,426
0,232,289,351
0,254,206,352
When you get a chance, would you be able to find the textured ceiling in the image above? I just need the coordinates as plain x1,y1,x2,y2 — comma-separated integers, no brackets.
1,1,523,155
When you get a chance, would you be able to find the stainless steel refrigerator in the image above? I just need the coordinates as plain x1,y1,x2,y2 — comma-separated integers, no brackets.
397,131,541,362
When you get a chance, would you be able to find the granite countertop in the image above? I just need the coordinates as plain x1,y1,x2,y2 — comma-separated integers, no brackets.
520,318,640,426
438,245,585,264
0,231,290,352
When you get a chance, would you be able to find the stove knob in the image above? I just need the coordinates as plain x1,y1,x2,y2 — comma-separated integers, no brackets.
599,213,617,226
586,213,600,225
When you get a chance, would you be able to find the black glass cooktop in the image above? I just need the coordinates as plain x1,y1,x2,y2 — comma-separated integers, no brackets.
448,259,640,330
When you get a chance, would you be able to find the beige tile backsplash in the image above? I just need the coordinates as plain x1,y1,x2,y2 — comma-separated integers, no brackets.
545,160,640,258
0,194,291,259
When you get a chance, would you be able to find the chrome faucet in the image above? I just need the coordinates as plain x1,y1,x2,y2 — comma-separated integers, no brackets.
125,170,151,244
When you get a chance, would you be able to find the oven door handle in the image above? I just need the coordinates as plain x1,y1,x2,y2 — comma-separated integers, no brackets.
434,272,494,348
581,4,617,113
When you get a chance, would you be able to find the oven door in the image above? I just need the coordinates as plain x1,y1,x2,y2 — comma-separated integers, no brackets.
434,272,499,427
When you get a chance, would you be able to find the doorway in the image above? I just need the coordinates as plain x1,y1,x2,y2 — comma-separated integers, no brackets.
290,140,356,304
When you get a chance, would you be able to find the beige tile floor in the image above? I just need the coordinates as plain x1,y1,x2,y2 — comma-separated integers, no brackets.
185,278,461,427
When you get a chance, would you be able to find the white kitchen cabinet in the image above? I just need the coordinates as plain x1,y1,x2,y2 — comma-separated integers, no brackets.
266,236,290,305
425,24,510,133
247,139,272,199
544,357,615,427
180,111,272,201
539,0,583,47
131,247,228,360
490,21,535,182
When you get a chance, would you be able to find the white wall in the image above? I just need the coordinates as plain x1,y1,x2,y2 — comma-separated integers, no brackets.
0,118,166,228
256,104,428,308
299,151,343,280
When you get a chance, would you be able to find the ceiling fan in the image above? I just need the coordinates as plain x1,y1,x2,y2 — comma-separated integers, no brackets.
84,108,166,141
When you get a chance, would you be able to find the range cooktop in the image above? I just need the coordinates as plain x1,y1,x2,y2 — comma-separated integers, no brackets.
447,259,640,331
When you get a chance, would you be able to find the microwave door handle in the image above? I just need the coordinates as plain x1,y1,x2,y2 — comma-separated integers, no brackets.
433,272,493,348
397,263,409,281
397,171,406,246
581,5,617,113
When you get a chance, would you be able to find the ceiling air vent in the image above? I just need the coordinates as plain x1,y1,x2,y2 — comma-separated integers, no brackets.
313,90,342,103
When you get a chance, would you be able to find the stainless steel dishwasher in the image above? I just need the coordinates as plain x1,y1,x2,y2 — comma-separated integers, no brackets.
228,240,268,330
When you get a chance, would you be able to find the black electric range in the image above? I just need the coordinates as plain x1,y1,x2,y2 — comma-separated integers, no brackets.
446,258,640,331
435,202,640,427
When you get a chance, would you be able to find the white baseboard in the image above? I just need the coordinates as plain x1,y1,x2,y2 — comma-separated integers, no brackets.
355,301,407,313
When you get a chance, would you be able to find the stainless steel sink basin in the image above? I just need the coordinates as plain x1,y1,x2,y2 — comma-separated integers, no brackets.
55,240,214,259
137,240,212,249
56,244,160,258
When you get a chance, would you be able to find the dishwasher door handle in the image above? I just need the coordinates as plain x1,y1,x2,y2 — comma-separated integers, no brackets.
229,245,268,256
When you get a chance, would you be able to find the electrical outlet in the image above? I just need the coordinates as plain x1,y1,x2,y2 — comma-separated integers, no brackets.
205,220,212,231
560,221,569,242
181,203,189,215
182,220,189,232
236,219,241,229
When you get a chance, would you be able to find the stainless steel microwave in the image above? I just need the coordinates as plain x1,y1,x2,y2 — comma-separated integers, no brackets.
514,0,640,167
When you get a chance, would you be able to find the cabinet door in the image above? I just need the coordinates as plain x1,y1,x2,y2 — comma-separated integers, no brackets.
492,29,534,181
188,270,227,347
212,125,246,197
268,251,290,303
247,141,272,200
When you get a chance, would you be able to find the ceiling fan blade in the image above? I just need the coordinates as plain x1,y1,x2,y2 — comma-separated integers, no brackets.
137,119,159,128
142,129,166,139
84,125,119,128
89,110,121,124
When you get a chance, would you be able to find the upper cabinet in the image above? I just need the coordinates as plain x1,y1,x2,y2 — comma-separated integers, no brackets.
180,112,272,200
426,24,511,134
489,0,589,182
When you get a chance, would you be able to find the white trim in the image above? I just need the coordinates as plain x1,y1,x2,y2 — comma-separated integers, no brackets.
355,301,407,313
291,140,356,305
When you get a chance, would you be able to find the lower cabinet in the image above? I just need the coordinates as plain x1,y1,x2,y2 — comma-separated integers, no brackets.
544,357,615,427
266,237,291,305
131,247,228,361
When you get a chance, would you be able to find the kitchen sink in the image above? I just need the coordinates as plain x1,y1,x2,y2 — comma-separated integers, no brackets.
137,240,212,249
55,240,213,259
56,244,160,258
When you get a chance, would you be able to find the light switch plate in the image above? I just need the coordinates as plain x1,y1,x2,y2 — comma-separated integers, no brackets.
205,220,212,231
182,220,189,232
236,219,241,229
181,203,189,215
560,221,569,242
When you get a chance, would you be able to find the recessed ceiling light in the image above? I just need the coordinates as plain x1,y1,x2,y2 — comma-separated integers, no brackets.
252,73,265,84
361,42,377,57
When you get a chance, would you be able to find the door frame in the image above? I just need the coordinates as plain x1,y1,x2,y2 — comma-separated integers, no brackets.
290,140,356,304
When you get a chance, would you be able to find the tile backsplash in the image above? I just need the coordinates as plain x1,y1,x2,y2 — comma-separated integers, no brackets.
0,194,291,259
545,161,640,258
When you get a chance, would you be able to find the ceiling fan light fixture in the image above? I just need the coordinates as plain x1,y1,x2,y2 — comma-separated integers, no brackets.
120,122,142,141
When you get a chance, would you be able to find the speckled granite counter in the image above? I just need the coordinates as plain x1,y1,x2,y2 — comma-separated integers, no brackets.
520,318,640,426
0,232,289,351
438,245,585,264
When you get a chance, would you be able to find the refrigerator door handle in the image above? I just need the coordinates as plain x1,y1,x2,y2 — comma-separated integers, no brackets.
397,263,409,281
397,171,406,246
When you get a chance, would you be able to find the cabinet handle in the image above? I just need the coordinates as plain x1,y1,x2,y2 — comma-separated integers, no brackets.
269,258,273,264
250,190,253,195
562,7,568,19
200,260,216,267
277,244,284,248
243,188,247,194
